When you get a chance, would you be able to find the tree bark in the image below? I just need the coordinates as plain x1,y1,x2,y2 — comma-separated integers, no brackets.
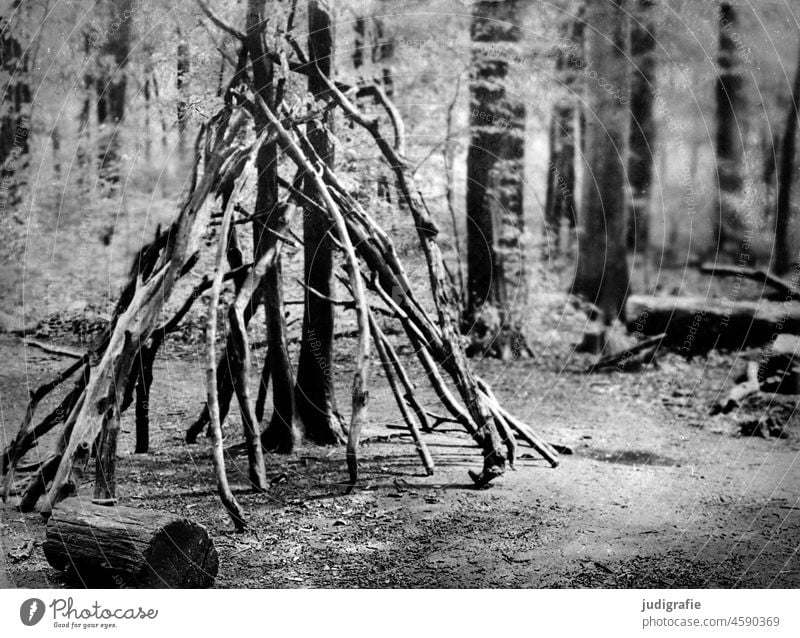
626,0,656,251
465,0,527,358
245,0,297,453
774,44,800,274
295,0,343,445
713,1,748,258
0,2,31,209
571,0,631,324
44,499,218,588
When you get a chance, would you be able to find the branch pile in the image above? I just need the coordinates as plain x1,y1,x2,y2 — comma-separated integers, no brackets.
1,6,557,529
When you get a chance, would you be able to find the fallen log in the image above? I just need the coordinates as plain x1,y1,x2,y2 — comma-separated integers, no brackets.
626,295,800,353
591,333,666,372
43,499,218,588
700,262,800,302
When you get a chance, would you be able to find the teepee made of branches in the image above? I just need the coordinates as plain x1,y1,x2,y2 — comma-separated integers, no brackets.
2,1,557,530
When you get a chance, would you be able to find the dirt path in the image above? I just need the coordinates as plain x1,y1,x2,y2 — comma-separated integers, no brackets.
1,334,798,588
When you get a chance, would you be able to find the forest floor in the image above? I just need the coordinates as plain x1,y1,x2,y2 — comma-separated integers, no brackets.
2,291,799,589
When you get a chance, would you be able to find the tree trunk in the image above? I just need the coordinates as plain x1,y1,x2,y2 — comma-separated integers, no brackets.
774,44,800,274
176,32,190,155
626,0,656,251
0,2,31,209
43,499,218,588
465,0,527,359
544,11,583,256
713,1,748,258
245,0,297,453
353,14,394,97
571,0,631,325
295,0,343,444
95,0,132,187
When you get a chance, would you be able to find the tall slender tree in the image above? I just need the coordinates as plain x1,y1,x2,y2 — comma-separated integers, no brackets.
176,29,190,154
544,6,584,257
465,0,527,359
0,5,31,209
95,0,132,186
626,0,656,251
774,42,800,274
352,12,394,97
245,0,297,453
570,0,631,325
295,0,343,444
713,0,747,257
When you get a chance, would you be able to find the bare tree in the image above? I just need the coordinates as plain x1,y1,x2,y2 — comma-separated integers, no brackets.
176,28,190,154
544,7,584,257
295,0,343,444
713,0,747,258
570,0,631,325
0,4,31,208
626,0,656,252
95,0,132,186
465,0,527,359
774,42,800,274
353,12,394,97
245,0,298,453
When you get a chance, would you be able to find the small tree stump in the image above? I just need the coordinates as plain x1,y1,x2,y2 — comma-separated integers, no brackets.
43,499,218,588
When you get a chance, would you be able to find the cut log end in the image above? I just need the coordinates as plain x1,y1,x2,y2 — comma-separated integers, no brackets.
43,499,218,588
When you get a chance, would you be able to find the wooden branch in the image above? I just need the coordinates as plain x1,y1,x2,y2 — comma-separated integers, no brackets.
369,312,434,476
24,340,84,359
205,180,247,531
2,357,88,482
256,93,372,489
591,333,667,371
93,330,137,502
475,377,560,468
41,111,250,514
134,341,157,453
196,0,246,41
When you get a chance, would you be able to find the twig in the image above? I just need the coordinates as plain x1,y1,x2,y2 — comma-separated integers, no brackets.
24,340,84,359
196,0,246,41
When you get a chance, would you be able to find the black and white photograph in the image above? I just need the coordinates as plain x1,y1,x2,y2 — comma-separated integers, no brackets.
0,0,799,630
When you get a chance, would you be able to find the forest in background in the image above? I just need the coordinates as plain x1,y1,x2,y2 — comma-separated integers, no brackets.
3,0,800,325
1,0,800,589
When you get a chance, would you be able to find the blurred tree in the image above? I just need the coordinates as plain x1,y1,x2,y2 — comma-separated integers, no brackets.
176,28,190,155
0,4,31,209
713,0,747,258
544,4,584,258
465,0,527,359
353,11,394,97
295,0,343,445
626,0,656,252
774,42,800,275
95,0,133,187
570,0,631,325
